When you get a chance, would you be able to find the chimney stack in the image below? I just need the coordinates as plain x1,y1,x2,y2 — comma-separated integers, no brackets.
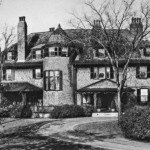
49,27,55,32
17,16,27,62
130,17,143,35
93,20,101,27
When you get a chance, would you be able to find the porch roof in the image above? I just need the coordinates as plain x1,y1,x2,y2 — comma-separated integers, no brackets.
77,79,134,93
2,82,42,92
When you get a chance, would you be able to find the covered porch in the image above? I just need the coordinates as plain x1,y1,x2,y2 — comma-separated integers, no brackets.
77,79,133,115
2,82,43,106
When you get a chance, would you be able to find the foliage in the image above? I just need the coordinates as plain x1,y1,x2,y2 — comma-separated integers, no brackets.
10,104,24,118
82,104,94,117
122,93,137,111
51,105,85,119
0,108,10,118
110,100,116,110
120,105,150,140
21,105,32,118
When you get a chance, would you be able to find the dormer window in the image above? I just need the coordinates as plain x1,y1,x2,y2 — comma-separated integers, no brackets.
49,47,68,57
55,47,62,56
144,47,150,56
7,52,13,61
95,49,105,58
32,50,42,59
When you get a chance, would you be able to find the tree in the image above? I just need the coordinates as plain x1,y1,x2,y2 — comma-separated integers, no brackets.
69,0,150,121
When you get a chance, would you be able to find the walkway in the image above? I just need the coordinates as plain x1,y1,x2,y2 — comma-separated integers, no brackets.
38,117,150,150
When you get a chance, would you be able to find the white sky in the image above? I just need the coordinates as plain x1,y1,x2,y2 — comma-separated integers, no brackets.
0,0,86,34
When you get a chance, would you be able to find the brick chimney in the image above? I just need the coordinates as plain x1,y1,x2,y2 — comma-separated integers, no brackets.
93,20,101,27
17,16,27,62
130,17,143,35
49,27,55,32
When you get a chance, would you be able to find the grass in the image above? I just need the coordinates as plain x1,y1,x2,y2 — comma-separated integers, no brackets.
74,121,123,139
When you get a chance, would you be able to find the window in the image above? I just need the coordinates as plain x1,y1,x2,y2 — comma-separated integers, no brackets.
7,52,12,61
44,70,62,91
144,47,150,56
49,47,68,57
36,50,42,59
141,89,148,102
55,47,62,56
136,66,147,79
32,50,42,59
90,67,114,79
99,67,105,79
95,49,105,58
3,69,14,81
33,68,43,79
137,89,149,103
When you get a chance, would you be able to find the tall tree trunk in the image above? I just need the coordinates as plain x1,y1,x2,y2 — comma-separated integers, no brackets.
117,88,122,123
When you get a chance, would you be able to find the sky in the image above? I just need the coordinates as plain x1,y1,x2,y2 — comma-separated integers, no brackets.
0,0,85,34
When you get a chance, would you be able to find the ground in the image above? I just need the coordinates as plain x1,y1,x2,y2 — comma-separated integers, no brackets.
0,117,150,150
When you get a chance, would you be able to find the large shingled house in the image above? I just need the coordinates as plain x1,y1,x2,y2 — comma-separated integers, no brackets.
1,16,150,115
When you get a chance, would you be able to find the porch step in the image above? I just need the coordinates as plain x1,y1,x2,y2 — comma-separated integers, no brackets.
92,112,118,117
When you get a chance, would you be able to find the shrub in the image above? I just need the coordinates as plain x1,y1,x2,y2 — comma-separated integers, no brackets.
0,108,10,118
21,105,32,118
51,105,85,119
120,105,150,140
10,104,24,118
82,105,94,117
122,93,137,111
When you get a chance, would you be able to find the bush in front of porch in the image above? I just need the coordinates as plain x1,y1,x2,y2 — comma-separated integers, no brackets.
51,105,85,119
0,104,33,118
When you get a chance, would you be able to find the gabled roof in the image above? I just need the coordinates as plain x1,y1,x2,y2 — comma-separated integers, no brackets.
2,82,42,92
77,78,134,92
77,79,117,92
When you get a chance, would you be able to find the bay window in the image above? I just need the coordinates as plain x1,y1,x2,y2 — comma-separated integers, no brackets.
44,70,62,91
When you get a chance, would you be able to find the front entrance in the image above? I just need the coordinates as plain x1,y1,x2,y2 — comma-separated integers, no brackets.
97,92,116,112
26,91,43,106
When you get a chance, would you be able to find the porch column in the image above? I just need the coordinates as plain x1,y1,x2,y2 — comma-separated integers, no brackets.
77,93,82,105
22,92,26,105
94,93,97,112
87,94,90,103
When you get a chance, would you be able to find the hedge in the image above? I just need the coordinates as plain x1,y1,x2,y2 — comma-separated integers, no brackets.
51,104,85,118
120,105,150,141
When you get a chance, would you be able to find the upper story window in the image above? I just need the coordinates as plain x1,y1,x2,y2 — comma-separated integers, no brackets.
49,47,68,57
44,70,62,91
144,47,150,56
136,66,148,79
32,50,42,60
7,52,13,61
90,67,114,79
3,69,14,81
95,49,105,58
33,68,43,79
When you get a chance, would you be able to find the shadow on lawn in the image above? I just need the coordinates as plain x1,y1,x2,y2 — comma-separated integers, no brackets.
0,121,103,150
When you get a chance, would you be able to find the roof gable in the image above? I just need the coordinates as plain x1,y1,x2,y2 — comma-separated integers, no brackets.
78,79,117,92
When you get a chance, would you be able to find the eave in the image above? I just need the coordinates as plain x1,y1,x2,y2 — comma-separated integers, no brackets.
73,58,150,67
3,60,43,69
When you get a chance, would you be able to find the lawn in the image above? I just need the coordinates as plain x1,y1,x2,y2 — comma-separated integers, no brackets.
74,121,122,139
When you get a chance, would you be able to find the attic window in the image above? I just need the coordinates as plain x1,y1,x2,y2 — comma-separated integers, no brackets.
146,47,150,56
49,47,68,57
95,49,105,58
7,52,13,60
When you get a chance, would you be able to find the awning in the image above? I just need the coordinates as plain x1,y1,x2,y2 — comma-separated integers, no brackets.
2,82,42,92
